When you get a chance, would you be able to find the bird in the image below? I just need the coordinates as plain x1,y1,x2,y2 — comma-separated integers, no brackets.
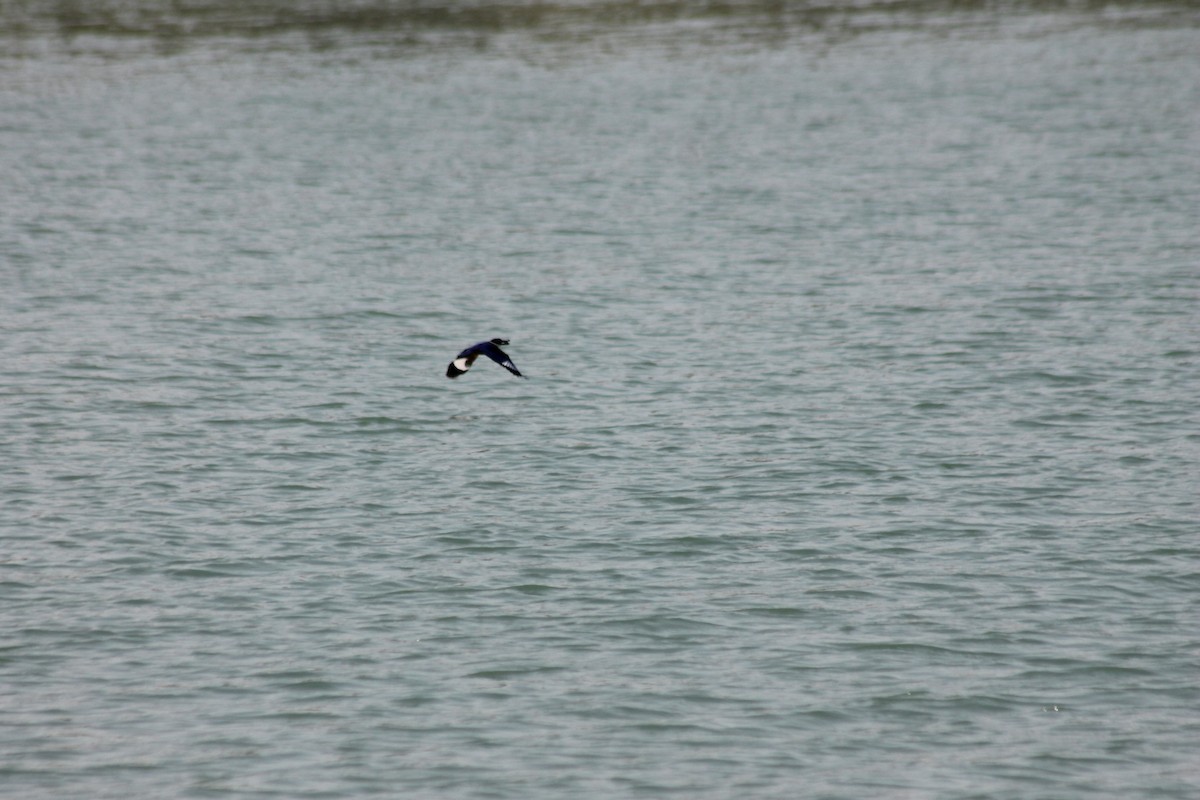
446,338,525,379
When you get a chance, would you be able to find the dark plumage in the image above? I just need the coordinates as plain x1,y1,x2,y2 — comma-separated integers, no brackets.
446,338,525,379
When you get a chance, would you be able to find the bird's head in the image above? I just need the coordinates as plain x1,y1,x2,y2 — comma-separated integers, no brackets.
490,338,510,346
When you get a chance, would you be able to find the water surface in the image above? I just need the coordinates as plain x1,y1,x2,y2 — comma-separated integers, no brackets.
2,4,1199,798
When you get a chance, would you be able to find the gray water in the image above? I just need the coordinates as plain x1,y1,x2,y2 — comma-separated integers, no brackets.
2,4,1199,798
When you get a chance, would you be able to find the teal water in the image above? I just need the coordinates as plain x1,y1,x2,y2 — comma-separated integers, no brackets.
2,4,1199,798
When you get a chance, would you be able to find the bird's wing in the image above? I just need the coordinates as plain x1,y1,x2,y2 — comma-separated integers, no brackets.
478,342,524,378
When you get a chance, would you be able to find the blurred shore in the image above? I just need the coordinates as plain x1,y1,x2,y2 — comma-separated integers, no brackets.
3,0,1195,45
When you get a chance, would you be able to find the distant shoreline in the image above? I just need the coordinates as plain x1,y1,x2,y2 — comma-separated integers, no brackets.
4,0,1195,42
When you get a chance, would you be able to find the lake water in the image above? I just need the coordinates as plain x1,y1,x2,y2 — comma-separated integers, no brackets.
2,2,1198,798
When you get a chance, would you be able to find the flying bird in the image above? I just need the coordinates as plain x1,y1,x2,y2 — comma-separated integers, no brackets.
446,338,525,379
